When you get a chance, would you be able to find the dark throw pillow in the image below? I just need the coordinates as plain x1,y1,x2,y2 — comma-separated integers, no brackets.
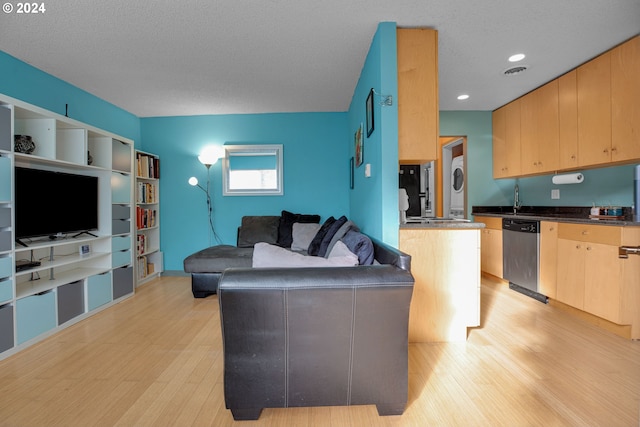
277,210,321,247
316,215,348,257
307,216,337,256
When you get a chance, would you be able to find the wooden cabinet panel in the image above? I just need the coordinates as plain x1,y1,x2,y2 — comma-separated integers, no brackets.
558,223,621,246
558,70,579,169
520,80,559,175
475,216,503,278
611,36,640,162
577,51,612,167
556,239,585,309
584,243,623,323
540,221,558,299
492,100,521,178
397,28,438,162
400,228,480,342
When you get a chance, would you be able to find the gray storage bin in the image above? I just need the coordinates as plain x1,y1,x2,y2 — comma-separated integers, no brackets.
113,266,133,299
0,304,14,353
112,204,130,220
112,139,131,173
57,280,85,325
0,230,10,252
0,207,10,228
112,219,130,235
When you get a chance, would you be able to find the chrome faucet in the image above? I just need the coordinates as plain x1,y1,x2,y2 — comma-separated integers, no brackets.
513,183,521,214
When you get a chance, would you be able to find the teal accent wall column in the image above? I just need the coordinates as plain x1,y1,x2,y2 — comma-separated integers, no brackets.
141,113,349,270
347,22,399,246
0,51,140,143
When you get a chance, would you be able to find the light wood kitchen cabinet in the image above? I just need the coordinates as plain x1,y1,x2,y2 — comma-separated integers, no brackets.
556,223,625,324
397,28,438,163
576,50,612,167
611,35,640,162
539,221,558,299
474,216,503,278
492,99,521,178
399,227,481,342
558,70,579,169
520,80,560,175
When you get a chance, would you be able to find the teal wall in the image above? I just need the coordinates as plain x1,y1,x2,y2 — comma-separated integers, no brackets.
141,113,349,270
347,22,399,246
441,111,638,214
0,51,140,143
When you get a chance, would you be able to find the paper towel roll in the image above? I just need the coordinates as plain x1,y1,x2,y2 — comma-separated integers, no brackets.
552,173,584,184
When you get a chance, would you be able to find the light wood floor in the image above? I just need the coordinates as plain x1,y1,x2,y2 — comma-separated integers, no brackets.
0,275,639,426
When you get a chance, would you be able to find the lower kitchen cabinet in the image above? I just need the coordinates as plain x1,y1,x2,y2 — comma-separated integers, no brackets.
556,223,626,324
539,221,558,299
475,216,503,278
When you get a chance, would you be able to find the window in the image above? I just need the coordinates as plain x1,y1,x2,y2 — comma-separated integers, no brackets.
222,144,283,196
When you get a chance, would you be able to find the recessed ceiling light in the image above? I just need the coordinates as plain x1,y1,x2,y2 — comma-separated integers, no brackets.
457,94,469,100
509,53,526,62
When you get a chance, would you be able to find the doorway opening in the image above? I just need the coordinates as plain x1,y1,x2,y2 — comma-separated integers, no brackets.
438,137,466,218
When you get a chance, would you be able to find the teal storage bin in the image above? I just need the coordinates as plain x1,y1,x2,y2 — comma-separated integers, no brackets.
16,291,56,345
87,272,112,311
0,279,12,303
0,255,11,278
112,236,131,252
112,250,130,268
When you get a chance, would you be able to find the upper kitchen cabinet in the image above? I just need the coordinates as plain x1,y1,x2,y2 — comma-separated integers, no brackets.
493,35,640,177
397,28,438,163
611,35,640,162
492,98,521,179
558,70,579,169
577,50,612,167
520,80,559,175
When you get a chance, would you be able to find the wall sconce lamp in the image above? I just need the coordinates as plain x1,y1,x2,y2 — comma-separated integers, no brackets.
189,146,224,244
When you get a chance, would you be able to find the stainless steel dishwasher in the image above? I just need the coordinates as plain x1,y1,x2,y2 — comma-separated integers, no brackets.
502,218,547,303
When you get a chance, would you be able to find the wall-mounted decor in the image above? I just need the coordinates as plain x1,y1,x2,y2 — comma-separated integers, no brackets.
350,157,354,189
366,88,374,137
354,124,363,167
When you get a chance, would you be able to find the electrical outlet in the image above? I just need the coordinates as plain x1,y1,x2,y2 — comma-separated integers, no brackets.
551,189,560,199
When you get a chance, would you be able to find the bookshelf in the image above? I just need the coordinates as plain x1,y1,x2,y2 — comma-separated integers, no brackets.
0,93,135,360
135,150,163,285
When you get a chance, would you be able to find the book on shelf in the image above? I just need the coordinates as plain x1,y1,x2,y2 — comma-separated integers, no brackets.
136,206,157,229
136,181,158,204
136,152,160,179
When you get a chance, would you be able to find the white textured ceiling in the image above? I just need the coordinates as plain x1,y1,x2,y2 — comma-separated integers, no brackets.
1,0,639,117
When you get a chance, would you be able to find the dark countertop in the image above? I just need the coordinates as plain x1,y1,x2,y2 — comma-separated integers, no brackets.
400,220,485,230
472,205,639,227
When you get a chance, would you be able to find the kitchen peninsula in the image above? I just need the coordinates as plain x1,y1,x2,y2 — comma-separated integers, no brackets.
399,220,485,342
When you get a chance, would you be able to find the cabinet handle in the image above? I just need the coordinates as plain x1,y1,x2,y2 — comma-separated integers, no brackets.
581,230,589,235
575,244,580,249
570,155,576,160
586,246,592,251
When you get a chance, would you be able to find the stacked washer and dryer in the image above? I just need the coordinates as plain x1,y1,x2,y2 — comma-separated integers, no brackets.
449,155,464,219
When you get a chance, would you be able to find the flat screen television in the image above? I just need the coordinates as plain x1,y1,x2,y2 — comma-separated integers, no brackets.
15,167,99,242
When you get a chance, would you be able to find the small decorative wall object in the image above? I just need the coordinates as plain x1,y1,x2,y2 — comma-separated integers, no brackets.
350,157,354,189
366,88,374,137
14,135,35,154
87,150,93,165
354,123,363,167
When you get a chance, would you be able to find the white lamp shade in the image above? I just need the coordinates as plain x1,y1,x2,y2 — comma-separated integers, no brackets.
198,146,224,166
188,177,198,186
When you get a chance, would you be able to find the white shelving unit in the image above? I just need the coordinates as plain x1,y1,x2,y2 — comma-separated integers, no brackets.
0,93,135,359
135,150,163,286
